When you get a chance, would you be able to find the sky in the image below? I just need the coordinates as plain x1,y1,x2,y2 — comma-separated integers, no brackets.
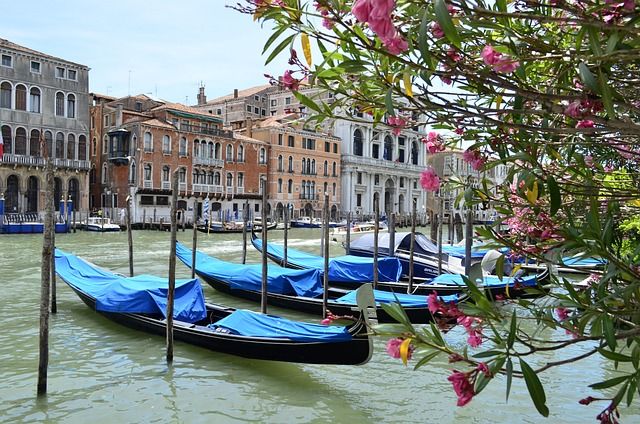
1,0,290,103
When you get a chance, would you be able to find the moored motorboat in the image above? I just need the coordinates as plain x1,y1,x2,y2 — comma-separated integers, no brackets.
83,216,121,232
55,249,375,365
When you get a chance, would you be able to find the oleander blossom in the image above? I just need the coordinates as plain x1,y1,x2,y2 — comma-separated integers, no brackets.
385,337,414,360
388,115,406,135
420,167,440,192
462,149,485,171
422,131,445,153
447,371,475,406
281,70,301,90
351,0,408,55
481,45,519,73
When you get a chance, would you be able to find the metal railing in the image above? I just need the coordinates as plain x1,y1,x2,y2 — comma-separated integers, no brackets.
1,154,90,170
193,156,224,167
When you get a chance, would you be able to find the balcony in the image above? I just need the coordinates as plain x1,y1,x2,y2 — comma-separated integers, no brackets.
193,156,224,167
179,124,234,139
192,184,223,194
226,186,233,194
342,154,423,173
143,180,153,189
236,187,244,194
1,154,91,171
299,194,317,200
179,183,187,192
161,181,171,190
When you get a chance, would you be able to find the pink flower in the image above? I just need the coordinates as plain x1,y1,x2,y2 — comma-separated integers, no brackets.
477,362,491,376
576,120,595,128
448,371,475,406
564,101,584,118
351,0,407,55
431,22,445,38
385,337,413,360
422,131,445,153
427,291,440,314
462,149,485,171
388,115,406,135
281,70,301,90
481,45,519,73
383,35,409,55
556,307,569,321
420,167,441,192
467,329,483,347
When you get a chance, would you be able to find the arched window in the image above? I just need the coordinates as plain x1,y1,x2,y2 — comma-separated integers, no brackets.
333,182,336,196
162,135,171,153
67,134,76,160
214,171,221,185
288,156,293,172
237,172,244,188
14,127,26,155
301,180,306,198
162,165,170,182
78,135,87,160
29,87,41,113
67,94,76,118
91,137,97,157
323,182,328,195
278,155,283,171
214,142,221,159
324,161,328,176
226,144,233,161
237,145,244,162
411,140,419,165
30,129,40,157
277,178,282,193
0,82,11,108
179,167,186,183
55,92,65,116
226,172,233,188
55,132,65,159
287,179,293,193
193,139,200,157
179,137,187,156
353,129,363,156
332,162,337,176
301,158,306,174
102,163,108,184
259,147,266,164
1,125,12,155
384,135,393,161
143,131,152,152
144,164,152,183
129,160,136,184
209,142,215,159
15,84,26,111
68,178,79,208
6,175,19,212
311,159,316,175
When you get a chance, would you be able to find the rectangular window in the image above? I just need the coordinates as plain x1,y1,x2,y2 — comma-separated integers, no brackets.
270,99,277,107
254,95,260,101
261,108,266,116
255,204,260,213
254,106,259,114
30,61,41,73
288,135,294,147
67,69,77,80
333,143,338,154
56,67,65,78
135,102,142,112
357,172,362,184
246,105,252,112
1,54,12,67
285,97,291,105
374,174,380,185
325,142,330,152
356,193,362,207
278,134,283,145
104,115,110,127
156,196,169,206
372,144,379,159
140,196,153,206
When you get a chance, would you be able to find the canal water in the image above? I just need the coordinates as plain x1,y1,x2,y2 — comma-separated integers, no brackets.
1,229,638,423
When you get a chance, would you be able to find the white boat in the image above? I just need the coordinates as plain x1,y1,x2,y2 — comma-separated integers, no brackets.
331,222,388,243
84,217,121,232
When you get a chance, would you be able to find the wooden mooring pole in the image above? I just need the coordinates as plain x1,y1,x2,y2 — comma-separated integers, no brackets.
283,205,289,267
191,199,198,279
322,193,330,318
408,200,416,293
126,195,134,277
242,200,248,264
261,176,268,314
373,199,379,290
166,171,179,363
37,159,54,396
50,199,57,314
345,212,351,255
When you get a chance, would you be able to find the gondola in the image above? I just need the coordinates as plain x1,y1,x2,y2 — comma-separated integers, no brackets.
250,231,403,285
196,221,277,234
175,242,459,324
55,249,375,365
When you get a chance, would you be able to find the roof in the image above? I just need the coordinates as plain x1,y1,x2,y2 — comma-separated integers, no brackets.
204,84,272,104
135,118,177,130
0,38,89,69
151,102,223,123
232,132,267,145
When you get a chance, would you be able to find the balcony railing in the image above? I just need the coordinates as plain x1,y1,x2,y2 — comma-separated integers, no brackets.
143,180,153,189
342,154,423,173
236,186,244,194
193,156,224,167
179,124,234,139
192,184,223,194
179,183,187,192
299,194,317,200
161,181,171,190
1,154,91,171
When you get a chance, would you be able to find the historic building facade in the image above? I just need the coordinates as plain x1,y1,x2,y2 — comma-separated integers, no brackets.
90,94,268,225
244,114,342,220
0,38,90,214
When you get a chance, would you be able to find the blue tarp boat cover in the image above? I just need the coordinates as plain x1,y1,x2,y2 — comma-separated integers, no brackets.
55,249,207,323
334,289,458,307
176,242,324,297
561,256,606,266
210,309,352,342
429,273,538,287
253,237,402,283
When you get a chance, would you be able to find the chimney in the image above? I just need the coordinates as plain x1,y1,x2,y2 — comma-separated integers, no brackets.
116,103,123,127
233,89,239,99
246,117,253,138
197,84,206,105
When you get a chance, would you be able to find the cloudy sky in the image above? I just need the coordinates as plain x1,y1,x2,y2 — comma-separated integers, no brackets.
2,0,291,103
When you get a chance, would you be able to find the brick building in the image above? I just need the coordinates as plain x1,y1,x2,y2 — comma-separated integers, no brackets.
90,94,268,225
0,38,90,215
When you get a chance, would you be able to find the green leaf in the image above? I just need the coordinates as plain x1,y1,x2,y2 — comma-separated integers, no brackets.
434,0,461,49
547,175,561,217
473,350,503,359
590,375,629,390
418,10,432,69
384,87,395,116
506,358,513,402
495,254,505,280
598,348,631,362
507,310,517,349
520,359,549,417
380,302,413,330
262,25,289,55
413,350,440,370
293,91,322,113
598,69,615,118
587,27,603,56
627,379,637,407
578,63,600,94
603,316,617,350
606,31,620,54
264,33,296,66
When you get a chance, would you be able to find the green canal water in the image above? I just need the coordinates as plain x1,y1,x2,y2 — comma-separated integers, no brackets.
1,229,638,423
